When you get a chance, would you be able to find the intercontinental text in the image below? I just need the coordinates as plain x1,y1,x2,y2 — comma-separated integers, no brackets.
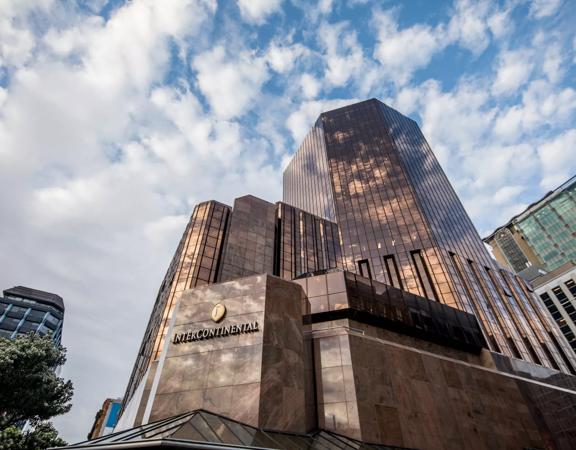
173,321,259,344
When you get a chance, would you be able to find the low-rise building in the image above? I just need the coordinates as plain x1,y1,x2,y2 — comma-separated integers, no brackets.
88,398,123,439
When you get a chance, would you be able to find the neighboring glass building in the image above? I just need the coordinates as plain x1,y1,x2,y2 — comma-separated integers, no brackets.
484,176,576,275
0,285,64,344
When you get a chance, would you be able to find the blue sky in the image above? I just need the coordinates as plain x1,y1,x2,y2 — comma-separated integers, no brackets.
0,0,575,442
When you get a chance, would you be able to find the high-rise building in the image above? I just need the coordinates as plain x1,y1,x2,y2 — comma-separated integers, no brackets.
484,176,576,275
0,285,64,344
87,398,123,439
76,99,576,450
532,261,576,352
284,99,575,372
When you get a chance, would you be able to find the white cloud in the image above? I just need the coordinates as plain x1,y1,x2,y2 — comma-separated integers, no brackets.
372,10,445,85
266,42,307,73
314,21,382,97
448,0,492,55
538,129,576,189
487,8,513,40
0,0,54,69
493,185,525,205
493,79,576,142
300,73,321,99
371,1,513,85
318,21,366,88
193,46,269,120
237,0,282,25
318,0,333,15
542,43,564,83
292,0,334,23
492,49,534,95
414,80,496,164
529,0,563,19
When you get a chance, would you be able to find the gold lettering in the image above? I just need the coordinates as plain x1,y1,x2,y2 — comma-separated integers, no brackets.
174,321,261,345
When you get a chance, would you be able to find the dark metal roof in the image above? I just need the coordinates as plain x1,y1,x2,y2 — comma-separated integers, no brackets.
3,286,65,312
51,410,413,450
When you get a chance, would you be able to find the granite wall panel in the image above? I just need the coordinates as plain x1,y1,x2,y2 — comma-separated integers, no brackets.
311,316,576,449
147,274,310,433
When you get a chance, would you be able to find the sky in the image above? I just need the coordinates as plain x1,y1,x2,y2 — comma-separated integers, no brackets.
0,0,575,443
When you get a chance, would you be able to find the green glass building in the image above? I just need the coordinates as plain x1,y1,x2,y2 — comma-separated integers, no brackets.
484,176,576,275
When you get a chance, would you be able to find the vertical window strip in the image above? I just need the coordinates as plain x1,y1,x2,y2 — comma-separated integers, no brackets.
539,341,560,370
410,250,438,301
358,259,372,279
383,255,403,289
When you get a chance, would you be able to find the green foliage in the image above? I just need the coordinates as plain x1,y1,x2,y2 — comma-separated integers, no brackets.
0,423,67,450
0,333,73,449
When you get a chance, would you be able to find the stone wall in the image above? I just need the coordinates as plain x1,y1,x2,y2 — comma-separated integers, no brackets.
146,274,310,433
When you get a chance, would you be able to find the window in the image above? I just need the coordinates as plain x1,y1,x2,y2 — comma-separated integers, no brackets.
410,250,438,301
383,254,403,289
539,341,560,371
523,337,541,365
357,259,372,279
565,279,576,297
506,337,521,359
552,287,576,319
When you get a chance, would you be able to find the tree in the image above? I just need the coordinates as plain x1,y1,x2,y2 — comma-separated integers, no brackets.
0,333,73,449
0,423,67,450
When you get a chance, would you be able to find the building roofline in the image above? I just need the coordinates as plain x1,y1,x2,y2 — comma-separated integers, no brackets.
2,286,65,312
531,261,576,289
483,174,576,241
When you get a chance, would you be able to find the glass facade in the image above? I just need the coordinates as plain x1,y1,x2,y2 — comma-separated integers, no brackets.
515,180,576,272
485,177,576,274
276,202,342,280
283,99,576,375
283,122,336,222
218,196,276,282
124,200,231,405
0,286,64,344
218,197,342,282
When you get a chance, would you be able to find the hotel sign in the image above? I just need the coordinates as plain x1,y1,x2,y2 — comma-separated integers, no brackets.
173,321,259,344
172,303,259,345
